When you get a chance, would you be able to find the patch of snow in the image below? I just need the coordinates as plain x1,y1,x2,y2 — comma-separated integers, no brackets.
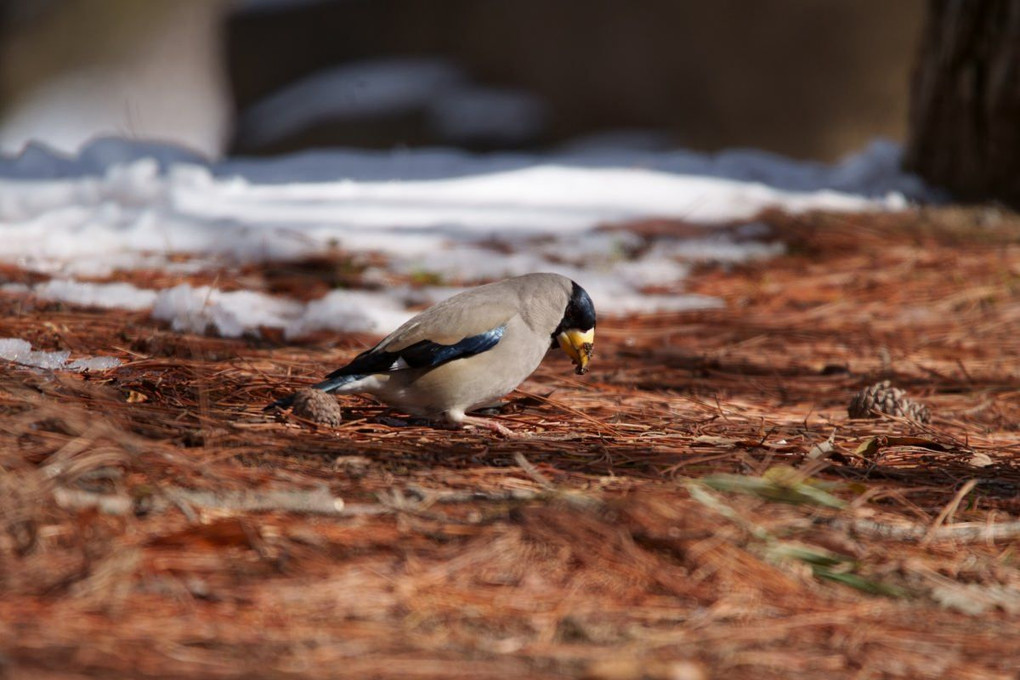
68,356,123,372
0,145,911,280
0,338,33,362
149,284,414,339
33,280,159,310
0,337,120,372
287,289,415,338
152,284,303,338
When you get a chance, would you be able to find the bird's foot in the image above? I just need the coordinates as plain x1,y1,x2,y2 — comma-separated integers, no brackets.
457,415,523,439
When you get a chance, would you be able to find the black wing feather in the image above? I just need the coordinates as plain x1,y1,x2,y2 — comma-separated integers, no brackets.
397,325,506,369
327,324,505,379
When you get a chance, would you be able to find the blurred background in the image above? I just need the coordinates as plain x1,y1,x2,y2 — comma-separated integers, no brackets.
0,0,925,161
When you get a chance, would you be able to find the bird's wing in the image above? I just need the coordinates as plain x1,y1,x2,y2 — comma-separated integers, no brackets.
317,323,507,386
381,289,522,350
310,293,521,389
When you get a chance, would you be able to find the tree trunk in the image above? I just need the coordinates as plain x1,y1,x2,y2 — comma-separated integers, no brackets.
904,0,1020,206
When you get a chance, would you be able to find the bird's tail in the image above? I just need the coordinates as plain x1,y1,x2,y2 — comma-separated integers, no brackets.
263,373,364,412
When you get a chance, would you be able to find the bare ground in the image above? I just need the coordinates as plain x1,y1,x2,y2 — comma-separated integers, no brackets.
1,207,1019,679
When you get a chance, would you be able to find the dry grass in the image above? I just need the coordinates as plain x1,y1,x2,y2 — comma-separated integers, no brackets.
1,206,1019,679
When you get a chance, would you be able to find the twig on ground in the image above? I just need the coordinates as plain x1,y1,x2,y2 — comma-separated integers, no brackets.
52,484,563,519
834,517,1020,544
922,479,978,545
514,452,555,490
53,486,346,516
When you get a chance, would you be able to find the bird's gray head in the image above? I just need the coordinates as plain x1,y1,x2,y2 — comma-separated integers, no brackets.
553,281,596,374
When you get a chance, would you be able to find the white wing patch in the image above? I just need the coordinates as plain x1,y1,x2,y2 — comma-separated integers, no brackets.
330,374,390,395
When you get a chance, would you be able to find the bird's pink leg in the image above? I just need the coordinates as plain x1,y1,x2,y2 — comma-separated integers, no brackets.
446,410,520,438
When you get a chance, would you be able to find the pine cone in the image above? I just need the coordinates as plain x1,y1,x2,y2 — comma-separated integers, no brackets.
290,388,343,426
847,380,931,423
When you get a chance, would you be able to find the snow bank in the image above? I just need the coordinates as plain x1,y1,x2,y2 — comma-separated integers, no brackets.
0,138,932,338
0,337,120,372
33,280,159,310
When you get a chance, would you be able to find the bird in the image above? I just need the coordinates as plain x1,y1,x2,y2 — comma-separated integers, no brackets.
265,272,596,436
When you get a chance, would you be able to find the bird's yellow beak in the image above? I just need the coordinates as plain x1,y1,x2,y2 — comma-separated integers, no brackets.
557,328,595,375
